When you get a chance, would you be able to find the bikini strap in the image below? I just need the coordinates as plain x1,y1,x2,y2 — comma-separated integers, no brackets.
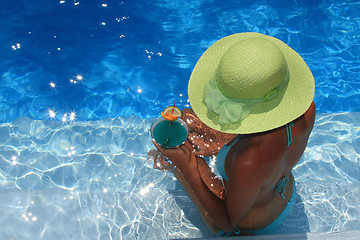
274,173,291,199
227,122,293,147
225,134,243,147
286,121,294,146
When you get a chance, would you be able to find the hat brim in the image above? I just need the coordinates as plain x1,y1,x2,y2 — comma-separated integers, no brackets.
188,32,315,134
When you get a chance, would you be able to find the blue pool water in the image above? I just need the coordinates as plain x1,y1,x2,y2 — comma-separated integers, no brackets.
0,0,359,239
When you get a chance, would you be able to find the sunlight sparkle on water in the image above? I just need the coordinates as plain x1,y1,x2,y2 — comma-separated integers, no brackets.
116,16,129,22
66,146,76,156
139,183,155,196
62,114,67,122
48,109,56,119
11,155,18,165
11,43,21,50
50,82,56,88
69,111,76,121
22,213,37,222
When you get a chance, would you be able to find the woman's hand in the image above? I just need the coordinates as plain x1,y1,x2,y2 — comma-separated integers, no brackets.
147,149,176,172
152,139,198,175
152,139,225,199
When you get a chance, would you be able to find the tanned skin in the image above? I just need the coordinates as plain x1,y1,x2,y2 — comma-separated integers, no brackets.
151,101,316,234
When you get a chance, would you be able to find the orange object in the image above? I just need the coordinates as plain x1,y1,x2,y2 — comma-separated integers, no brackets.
161,111,178,121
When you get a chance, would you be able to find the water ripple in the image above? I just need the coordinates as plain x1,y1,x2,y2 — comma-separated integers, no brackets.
0,112,359,238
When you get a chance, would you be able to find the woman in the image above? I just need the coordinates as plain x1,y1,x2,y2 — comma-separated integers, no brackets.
151,32,316,235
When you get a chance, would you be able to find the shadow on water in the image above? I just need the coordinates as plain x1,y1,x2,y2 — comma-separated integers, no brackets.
170,183,310,238
277,193,310,234
169,184,217,238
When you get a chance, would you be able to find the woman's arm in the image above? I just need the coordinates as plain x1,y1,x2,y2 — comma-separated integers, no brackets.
153,140,265,232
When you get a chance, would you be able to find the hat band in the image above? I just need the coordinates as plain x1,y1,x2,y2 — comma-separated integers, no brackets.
203,72,289,125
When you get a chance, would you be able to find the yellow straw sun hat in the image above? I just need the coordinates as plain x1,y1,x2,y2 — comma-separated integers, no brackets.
188,32,315,134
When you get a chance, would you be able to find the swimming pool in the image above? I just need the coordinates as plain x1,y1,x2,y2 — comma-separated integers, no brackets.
0,0,359,239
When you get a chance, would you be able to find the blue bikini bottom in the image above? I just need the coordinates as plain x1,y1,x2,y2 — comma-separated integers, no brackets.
218,181,296,236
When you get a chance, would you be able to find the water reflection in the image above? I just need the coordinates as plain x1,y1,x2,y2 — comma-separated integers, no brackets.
48,109,56,119
49,82,56,88
11,43,21,50
0,113,359,238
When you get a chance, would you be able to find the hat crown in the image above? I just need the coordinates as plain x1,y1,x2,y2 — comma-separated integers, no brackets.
215,38,289,99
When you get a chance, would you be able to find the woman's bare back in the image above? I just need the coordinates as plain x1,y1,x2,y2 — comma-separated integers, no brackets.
181,102,316,230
